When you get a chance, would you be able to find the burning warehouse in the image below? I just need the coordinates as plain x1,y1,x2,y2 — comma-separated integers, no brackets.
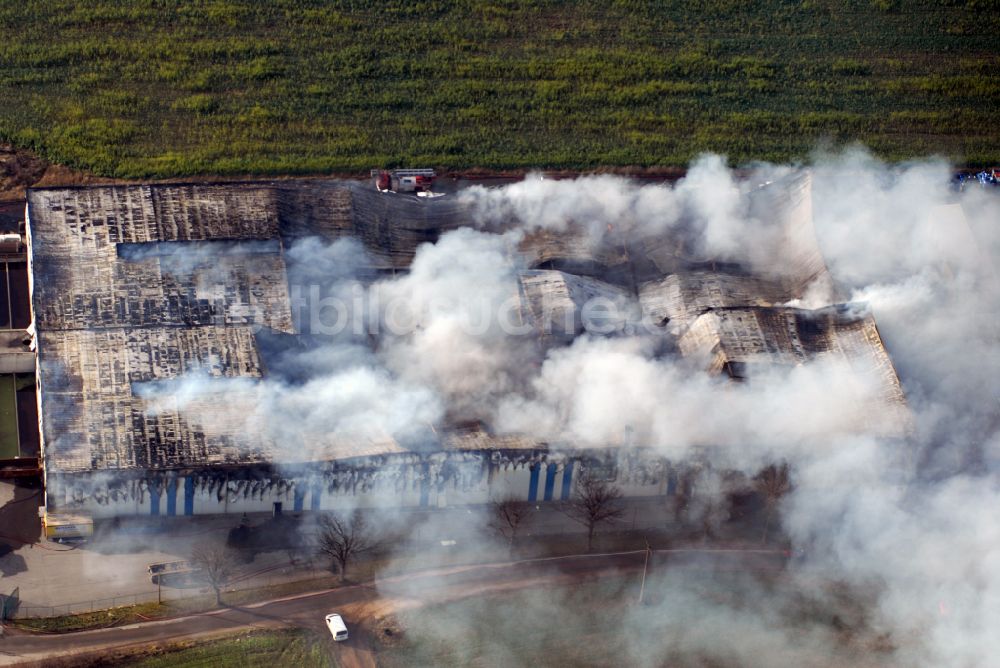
23,173,910,520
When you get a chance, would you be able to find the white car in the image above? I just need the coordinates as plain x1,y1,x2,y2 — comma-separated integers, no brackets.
325,613,349,641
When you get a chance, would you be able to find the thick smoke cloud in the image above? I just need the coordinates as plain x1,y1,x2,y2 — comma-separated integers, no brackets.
432,152,997,665
137,149,998,665
458,154,797,272
373,228,537,419
493,336,894,465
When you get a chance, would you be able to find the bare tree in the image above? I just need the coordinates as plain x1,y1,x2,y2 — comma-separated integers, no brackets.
755,463,791,544
687,469,726,541
317,511,376,582
489,495,532,557
560,472,625,552
189,542,240,606
671,468,695,525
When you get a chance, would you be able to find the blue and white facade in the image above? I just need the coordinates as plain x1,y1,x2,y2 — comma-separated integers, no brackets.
46,448,677,519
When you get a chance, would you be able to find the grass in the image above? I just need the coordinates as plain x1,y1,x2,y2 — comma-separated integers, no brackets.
0,1,998,177
13,514,774,633
11,533,603,634
375,576,636,668
11,573,342,633
116,629,338,668
373,570,876,667
11,601,170,634
0,375,18,458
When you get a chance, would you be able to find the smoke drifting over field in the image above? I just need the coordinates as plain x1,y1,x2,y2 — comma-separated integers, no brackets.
136,149,998,665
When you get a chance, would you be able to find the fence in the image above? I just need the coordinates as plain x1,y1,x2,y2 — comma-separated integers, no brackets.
13,564,330,619
1,587,19,620
17,591,160,619
11,498,698,619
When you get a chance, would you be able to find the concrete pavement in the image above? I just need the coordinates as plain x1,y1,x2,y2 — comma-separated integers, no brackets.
0,481,683,614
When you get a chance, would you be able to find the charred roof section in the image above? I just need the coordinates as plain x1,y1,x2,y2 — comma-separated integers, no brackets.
27,181,475,473
677,304,910,434
26,174,909,475
277,182,469,270
26,184,294,472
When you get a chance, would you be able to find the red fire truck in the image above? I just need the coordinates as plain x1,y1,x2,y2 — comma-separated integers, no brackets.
371,169,443,197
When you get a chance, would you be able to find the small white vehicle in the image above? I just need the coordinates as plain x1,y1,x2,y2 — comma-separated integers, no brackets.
325,613,349,641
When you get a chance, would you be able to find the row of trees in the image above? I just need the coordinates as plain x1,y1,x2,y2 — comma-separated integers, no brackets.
493,464,791,553
189,465,790,604
187,511,377,606
491,472,626,555
187,471,624,603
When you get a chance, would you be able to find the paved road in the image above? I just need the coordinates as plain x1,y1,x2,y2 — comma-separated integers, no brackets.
0,478,680,613
0,548,788,666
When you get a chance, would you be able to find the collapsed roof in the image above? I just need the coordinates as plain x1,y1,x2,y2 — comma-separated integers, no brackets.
26,182,492,472
678,304,910,435
26,174,908,474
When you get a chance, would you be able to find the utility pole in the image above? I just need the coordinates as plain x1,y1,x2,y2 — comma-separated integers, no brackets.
637,538,651,605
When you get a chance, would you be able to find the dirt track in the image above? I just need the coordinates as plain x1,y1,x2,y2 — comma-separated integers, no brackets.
0,142,695,204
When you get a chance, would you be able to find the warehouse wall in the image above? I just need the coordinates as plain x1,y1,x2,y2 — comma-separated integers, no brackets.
53,452,673,519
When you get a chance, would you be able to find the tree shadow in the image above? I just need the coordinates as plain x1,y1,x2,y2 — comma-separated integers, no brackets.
0,480,41,565
0,550,26,577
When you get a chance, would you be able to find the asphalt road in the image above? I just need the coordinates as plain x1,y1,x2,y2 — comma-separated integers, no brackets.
0,479,682,613
0,548,787,667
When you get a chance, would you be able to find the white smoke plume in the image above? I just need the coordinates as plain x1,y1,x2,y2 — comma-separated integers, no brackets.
134,148,999,665
373,228,536,419
402,150,998,665
458,154,797,271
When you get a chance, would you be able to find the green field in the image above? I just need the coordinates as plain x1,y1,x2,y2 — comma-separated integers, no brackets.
1,1,998,177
